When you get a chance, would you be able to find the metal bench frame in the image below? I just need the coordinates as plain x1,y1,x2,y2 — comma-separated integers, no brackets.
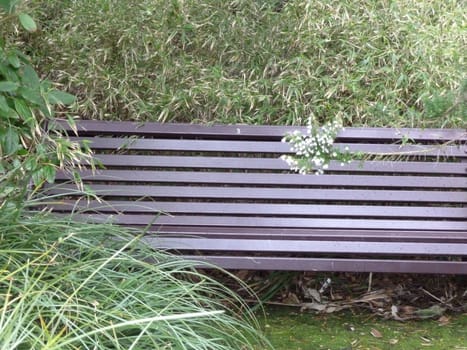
49,120,467,274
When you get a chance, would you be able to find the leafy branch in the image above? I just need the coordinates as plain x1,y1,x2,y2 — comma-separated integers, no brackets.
0,0,93,205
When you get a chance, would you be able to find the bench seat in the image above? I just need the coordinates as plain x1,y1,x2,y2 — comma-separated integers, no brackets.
47,120,467,274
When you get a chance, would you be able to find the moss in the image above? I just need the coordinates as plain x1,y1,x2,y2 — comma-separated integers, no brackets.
260,307,467,350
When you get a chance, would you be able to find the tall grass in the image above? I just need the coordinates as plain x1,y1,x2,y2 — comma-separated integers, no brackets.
0,201,270,349
27,0,465,127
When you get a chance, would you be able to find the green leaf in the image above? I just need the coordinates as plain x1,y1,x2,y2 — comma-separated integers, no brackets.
21,65,40,88
38,102,53,118
66,115,78,134
0,106,19,120
0,62,20,82
13,49,30,63
0,95,9,112
0,81,19,92
7,53,21,68
18,13,37,32
24,157,37,171
14,99,33,121
32,169,43,186
43,165,56,183
48,90,76,105
1,127,19,155
17,87,43,105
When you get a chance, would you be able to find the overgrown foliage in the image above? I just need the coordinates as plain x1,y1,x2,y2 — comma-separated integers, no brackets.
0,201,269,349
1,4,269,349
0,2,91,205
27,0,465,126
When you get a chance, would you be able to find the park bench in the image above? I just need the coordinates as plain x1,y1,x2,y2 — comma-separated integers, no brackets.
47,120,467,274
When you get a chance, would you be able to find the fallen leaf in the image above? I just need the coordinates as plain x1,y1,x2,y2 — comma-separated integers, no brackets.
437,315,450,326
399,305,417,316
370,328,383,338
282,292,300,305
332,293,344,300
325,306,337,313
304,288,321,302
389,338,399,345
235,270,250,280
300,301,326,312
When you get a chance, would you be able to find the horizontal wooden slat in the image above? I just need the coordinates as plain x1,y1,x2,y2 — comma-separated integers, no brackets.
62,213,467,231
177,256,467,274
50,201,467,219
54,120,467,142
48,184,467,203
339,128,467,143
71,137,466,157
155,227,467,242
55,170,467,189
144,237,467,255
93,155,467,174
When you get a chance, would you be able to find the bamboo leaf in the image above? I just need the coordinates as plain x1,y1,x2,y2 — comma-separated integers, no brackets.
48,90,76,105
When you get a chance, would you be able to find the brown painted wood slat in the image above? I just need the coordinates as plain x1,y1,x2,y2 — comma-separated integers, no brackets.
144,237,467,255
54,120,467,142
177,256,467,274
50,200,467,219
153,227,467,243
93,155,467,174
48,184,467,203
70,137,467,157
62,213,467,231
54,170,467,189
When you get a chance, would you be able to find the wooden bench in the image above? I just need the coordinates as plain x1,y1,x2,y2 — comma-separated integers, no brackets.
48,120,467,274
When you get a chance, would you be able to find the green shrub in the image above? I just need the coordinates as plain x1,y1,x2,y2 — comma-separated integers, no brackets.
0,202,270,349
27,0,465,126
0,1,92,205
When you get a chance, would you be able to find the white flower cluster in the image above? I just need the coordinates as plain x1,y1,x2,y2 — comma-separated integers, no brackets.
281,118,349,175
